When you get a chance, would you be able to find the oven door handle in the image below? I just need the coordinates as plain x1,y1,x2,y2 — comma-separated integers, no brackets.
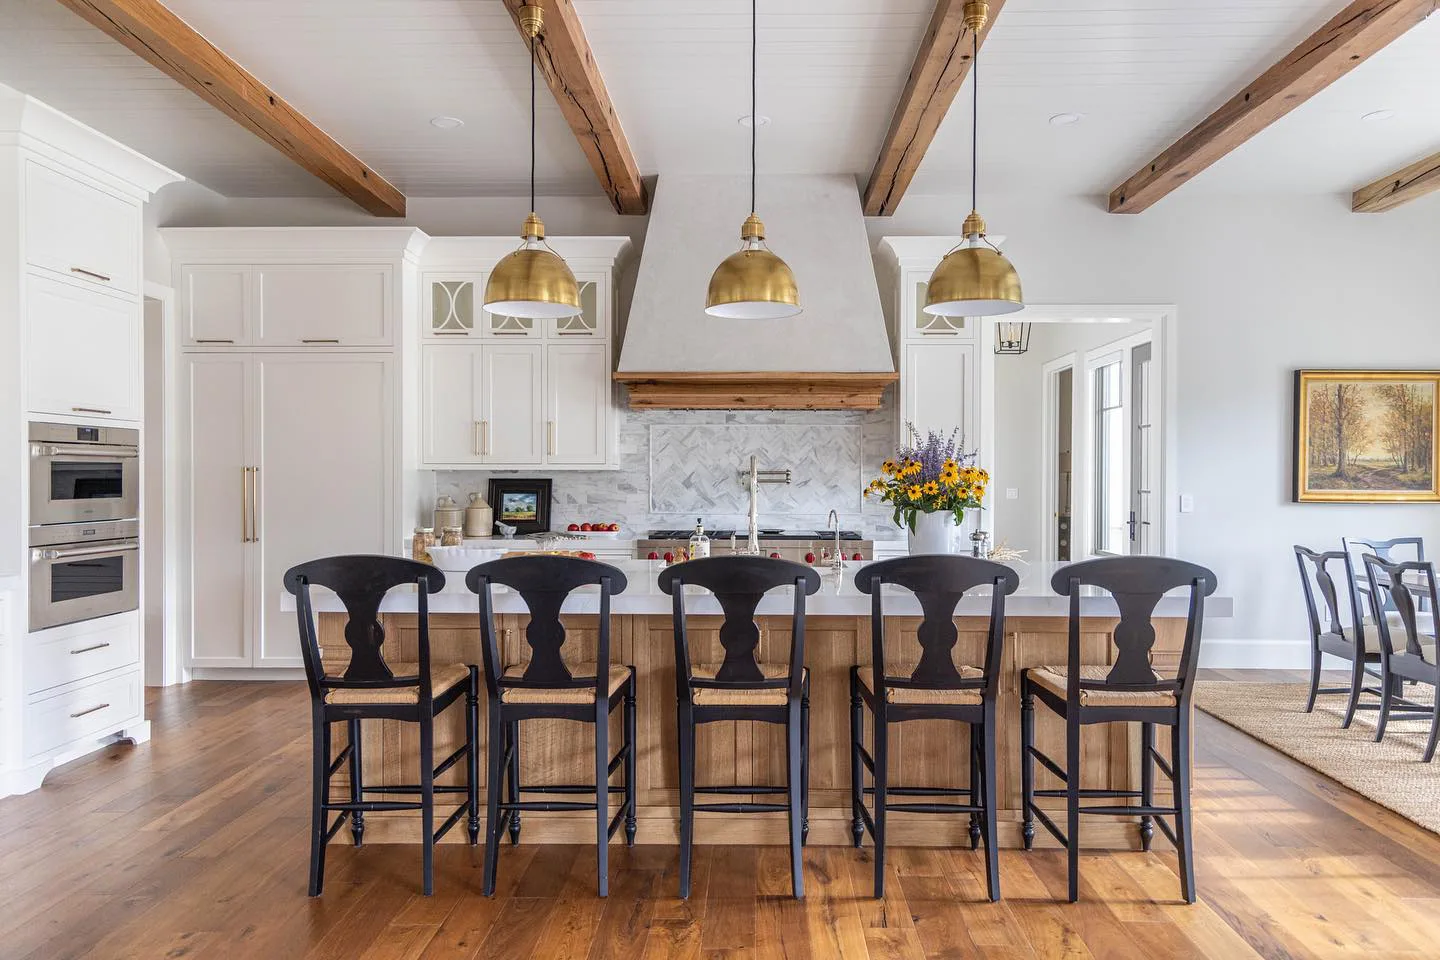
35,539,139,561
33,443,139,459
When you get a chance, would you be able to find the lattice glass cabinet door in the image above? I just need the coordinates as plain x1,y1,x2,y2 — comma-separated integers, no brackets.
912,278,967,336
428,277,478,336
549,278,601,337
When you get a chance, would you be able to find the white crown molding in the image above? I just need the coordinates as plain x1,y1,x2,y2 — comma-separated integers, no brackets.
158,226,431,263
420,235,633,270
877,236,968,267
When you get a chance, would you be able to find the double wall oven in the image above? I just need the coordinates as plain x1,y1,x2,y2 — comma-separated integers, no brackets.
28,422,140,631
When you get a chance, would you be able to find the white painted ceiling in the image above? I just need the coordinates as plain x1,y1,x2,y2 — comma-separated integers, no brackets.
0,0,1435,207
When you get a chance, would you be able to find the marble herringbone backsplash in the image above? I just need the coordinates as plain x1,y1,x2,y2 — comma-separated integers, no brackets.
435,394,905,539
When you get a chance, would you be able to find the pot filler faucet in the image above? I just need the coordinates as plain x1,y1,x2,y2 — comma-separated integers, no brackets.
738,455,792,556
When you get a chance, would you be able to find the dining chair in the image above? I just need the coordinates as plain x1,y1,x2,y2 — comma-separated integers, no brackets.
850,555,1020,901
1345,536,1428,618
1020,556,1216,904
284,556,480,897
466,555,636,898
1363,555,1440,756
1294,545,1384,725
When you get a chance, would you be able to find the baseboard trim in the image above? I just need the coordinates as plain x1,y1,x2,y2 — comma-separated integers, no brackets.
189,667,306,682
1200,638,1310,670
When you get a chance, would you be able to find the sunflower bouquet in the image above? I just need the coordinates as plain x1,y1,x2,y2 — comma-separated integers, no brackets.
865,424,988,533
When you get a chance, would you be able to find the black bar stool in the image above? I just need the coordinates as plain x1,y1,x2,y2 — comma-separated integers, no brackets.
657,556,821,900
850,555,1019,901
1294,545,1385,725
284,555,479,897
1020,556,1216,904
1363,555,1440,756
466,555,636,898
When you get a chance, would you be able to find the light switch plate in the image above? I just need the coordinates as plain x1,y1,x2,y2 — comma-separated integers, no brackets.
1005,488,1018,500
1179,494,1195,514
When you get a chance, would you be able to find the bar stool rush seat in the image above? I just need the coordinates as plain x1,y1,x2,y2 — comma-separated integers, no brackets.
658,556,821,900
1020,557,1216,904
466,555,637,898
850,556,1019,900
284,556,480,897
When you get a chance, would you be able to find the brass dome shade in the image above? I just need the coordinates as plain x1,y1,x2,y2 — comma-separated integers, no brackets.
924,211,1023,317
705,213,801,319
483,212,582,319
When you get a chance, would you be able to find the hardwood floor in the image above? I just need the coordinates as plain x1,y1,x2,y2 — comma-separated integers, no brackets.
4,674,1440,959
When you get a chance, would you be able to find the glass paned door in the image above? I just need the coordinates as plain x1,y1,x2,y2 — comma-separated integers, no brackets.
1093,359,1128,555
1130,342,1155,555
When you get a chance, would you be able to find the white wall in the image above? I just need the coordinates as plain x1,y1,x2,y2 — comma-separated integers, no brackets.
874,191,1440,666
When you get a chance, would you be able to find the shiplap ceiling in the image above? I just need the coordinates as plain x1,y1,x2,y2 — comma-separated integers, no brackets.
0,0,1435,206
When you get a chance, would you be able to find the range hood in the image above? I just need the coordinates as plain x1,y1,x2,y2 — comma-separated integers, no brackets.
614,174,897,410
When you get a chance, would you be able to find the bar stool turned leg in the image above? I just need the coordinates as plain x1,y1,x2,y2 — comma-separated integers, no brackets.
482,701,504,897
625,677,638,847
1065,719,1081,903
786,697,805,899
507,721,521,846
801,693,811,846
1019,676,1035,851
308,713,330,897
872,710,889,899
348,718,365,846
419,718,436,896
677,701,696,900
849,670,864,849
1172,720,1196,904
981,705,1000,903
595,696,611,898
466,672,480,845
968,732,982,850
1139,722,1155,852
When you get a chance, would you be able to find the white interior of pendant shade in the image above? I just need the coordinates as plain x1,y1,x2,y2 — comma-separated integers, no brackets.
483,300,583,319
923,298,1024,318
704,300,803,320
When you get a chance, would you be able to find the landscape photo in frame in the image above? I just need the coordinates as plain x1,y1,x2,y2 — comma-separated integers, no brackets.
1293,370,1439,503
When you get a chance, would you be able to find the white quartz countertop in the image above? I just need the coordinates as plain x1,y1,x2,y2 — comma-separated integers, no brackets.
282,559,1233,620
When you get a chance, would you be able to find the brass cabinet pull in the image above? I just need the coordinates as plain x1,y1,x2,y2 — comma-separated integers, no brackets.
546,420,556,456
473,421,481,457
242,467,251,542
251,466,260,543
70,703,110,718
70,267,111,282
481,420,491,456
193,338,235,344
71,406,112,415
300,338,341,344
70,642,112,655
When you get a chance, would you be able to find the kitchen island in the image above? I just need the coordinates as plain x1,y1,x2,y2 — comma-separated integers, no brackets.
290,560,1231,848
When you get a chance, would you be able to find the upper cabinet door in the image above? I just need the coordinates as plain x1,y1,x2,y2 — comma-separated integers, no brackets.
546,274,606,339
24,162,141,297
545,343,609,465
26,275,141,421
420,345,484,466
905,272,971,340
479,343,544,465
254,265,392,347
903,342,975,442
181,265,250,345
424,275,484,339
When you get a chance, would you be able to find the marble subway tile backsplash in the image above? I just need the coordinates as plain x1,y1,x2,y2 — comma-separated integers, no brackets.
435,397,904,540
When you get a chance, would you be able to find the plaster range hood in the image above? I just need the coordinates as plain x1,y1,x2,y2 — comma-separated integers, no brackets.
614,174,897,410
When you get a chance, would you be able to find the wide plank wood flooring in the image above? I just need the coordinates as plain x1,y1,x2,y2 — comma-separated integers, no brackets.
4,673,1440,959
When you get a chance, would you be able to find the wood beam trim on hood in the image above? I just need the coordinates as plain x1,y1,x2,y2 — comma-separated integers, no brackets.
612,372,898,411
54,0,406,217
500,0,647,216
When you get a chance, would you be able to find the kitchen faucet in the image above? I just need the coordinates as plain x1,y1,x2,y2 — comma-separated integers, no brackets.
827,509,844,573
737,455,792,556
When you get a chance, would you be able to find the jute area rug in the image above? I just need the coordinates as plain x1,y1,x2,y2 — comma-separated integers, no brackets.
1195,680,1440,834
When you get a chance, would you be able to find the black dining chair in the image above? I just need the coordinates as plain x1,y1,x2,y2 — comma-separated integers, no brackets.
284,556,480,897
466,555,636,898
1345,536,1429,619
1020,556,1216,904
850,555,1020,901
1363,555,1440,757
1294,545,1385,725
657,555,821,900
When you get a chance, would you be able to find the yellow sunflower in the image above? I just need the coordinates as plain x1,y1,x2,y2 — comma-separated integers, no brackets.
881,459,898,477
922,480,941,496
906,485,923,501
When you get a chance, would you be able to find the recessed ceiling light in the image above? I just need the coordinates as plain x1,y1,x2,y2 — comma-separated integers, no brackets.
738,114,771,128
1361,109,1395,122
1048,112,1083,126
430,116,465,130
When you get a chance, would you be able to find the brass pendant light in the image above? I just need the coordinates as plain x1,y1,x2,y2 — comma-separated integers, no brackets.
924,1,1023,318
484,4,582,320
705,0,800,320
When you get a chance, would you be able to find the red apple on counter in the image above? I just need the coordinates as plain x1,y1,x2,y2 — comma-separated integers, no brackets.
770,552,782,559
663,552,674,563
804,552,816,564
567,523,580,532
852,553,863,561
648,551,660,560
580,522,592,531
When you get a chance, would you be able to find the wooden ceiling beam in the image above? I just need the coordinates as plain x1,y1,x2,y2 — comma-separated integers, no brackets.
862,0,1006,218
501,0,647,216
55,0,405,217
1109,0,1438,215
1353,148,1440,211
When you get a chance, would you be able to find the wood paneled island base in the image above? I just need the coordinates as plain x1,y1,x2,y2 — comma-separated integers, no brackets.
319,611,1184,848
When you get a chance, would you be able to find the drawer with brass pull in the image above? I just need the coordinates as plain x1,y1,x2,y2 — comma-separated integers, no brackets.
24,610,140,696
24,669,141,759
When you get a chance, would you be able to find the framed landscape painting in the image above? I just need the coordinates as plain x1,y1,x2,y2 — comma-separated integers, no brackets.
1294,370,1439,503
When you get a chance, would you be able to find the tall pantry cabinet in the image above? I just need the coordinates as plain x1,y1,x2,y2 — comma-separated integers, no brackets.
164,229,423,674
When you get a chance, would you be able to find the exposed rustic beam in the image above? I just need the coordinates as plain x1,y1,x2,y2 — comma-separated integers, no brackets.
862,0,1006,218
1109,0,1439,214
53,0,404,216
501,0,647,216
1353,148,1440,211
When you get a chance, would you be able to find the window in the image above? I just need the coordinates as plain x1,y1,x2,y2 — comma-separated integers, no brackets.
1093,360,1127,555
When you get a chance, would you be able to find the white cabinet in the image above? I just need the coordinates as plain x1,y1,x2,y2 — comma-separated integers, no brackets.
546,343,609,465
903,343,976,441
181,265,250,345
25,274,141,421
182,353,394,670
23,161,141,296
255,265,392,347
480,343,544,465
421,346,484,465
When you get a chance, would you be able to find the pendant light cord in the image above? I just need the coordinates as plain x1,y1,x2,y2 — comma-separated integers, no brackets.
751,0,757,215
971,29,978,216
530,31,537,216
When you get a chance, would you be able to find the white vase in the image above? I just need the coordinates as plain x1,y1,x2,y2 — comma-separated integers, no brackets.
906,510,958,555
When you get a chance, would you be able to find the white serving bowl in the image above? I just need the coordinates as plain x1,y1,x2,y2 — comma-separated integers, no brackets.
427,546,504,571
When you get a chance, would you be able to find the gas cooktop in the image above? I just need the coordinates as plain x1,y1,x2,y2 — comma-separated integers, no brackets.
646,529,864,541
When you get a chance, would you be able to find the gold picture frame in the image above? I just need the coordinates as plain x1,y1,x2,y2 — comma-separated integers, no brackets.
1293,370,1439,503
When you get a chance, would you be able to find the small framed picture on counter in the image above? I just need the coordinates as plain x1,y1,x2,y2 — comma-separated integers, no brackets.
487,478,553,534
